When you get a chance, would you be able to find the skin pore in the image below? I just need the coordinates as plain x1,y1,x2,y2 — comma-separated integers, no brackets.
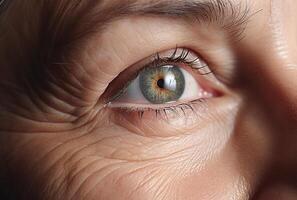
0,0,296,199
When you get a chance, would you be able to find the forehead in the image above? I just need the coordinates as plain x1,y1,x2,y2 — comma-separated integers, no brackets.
50,0,254,34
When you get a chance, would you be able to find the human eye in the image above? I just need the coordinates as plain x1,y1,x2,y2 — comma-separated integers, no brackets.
102,47,225,134
108,48,215,106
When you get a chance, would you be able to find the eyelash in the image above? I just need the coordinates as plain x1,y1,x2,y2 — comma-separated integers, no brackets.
150,47,212,76
107,47,213,119
130,99,207,120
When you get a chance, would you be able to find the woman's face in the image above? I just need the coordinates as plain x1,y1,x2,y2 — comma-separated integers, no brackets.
0,0,296,199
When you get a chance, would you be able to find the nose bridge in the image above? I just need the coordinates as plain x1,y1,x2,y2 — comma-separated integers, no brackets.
268,0,297,114
232,0,297,182
238,45,297,200
235,0,297,133
244,40,297,172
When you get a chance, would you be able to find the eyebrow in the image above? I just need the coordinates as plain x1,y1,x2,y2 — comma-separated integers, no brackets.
48,0,252,47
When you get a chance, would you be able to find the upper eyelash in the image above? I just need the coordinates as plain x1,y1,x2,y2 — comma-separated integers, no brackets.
154,47,197,66
149,47,213,75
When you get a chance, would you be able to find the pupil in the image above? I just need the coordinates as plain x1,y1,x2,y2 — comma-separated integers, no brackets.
157,79,165,89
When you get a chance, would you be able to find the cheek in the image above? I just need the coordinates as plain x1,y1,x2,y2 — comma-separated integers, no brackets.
2,92,268,200
1,107,234,200
65,101,242,199
176,101,276,200
177,149,250,200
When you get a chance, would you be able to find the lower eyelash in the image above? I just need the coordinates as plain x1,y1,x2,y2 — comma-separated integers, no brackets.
151,103,197,120
109,99,206,120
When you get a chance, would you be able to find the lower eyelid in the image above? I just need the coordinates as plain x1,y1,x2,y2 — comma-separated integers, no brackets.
106,98,209,112
107,98,225,137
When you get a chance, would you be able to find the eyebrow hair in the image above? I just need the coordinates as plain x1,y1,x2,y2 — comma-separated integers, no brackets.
44,0,252,48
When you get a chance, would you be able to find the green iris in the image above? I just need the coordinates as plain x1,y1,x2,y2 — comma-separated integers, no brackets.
139,65,185,104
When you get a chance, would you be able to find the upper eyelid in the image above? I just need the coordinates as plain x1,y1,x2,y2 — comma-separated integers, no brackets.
136,48,207,76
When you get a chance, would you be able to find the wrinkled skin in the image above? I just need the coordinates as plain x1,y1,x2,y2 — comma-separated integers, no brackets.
0,0,296,199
